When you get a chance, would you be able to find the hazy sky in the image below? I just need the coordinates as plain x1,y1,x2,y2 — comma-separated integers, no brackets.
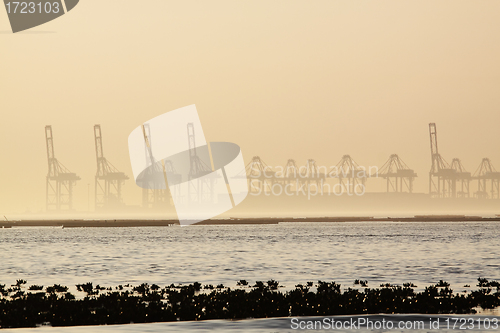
1,0,499,214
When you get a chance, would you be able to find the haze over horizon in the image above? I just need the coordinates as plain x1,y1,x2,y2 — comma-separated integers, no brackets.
1,1,499,216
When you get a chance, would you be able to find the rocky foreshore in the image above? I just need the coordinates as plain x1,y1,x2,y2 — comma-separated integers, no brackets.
0,278,499,328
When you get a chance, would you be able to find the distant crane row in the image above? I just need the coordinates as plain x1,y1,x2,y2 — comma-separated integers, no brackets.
429,123,499,199
244,123,498,199
45,122,499,211
244,154,416,194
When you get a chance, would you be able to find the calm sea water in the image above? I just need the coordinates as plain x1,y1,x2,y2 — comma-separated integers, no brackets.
0,221,498,290
1,222,500,332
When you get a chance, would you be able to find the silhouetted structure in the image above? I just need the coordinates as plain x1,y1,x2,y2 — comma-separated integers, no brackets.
429,123,457,198
302,159,326,188
378,154,417,193
141,124,171,209
329,155,367,193
45,126,80,211
245,156,277,193
283,159,300,183
164,160,181,201
473,158,500,199
450,158,471,198
187,123,215,204
94,125,129,210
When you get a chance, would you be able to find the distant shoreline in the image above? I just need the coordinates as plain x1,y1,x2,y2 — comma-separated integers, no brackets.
1,215,500,228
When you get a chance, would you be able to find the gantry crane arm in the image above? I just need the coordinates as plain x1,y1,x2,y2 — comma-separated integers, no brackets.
45,125,55,162
142,124,153,164
45,125,61,177
429,123,438,158
94,125,104,161
94,124,111,177
94,124,126,178
429,123,450,172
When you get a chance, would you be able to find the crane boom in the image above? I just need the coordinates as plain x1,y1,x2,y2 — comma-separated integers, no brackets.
429,123,439,171
45,125,55,161
94,125,104,161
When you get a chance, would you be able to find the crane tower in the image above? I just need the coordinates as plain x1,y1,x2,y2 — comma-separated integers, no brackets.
429,123,457,198
45,125,81,211
94,125,129,210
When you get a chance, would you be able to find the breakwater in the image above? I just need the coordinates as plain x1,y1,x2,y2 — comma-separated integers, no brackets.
1,215,499,228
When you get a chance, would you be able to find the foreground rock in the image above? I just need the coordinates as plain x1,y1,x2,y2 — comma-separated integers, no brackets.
0,278,499,328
